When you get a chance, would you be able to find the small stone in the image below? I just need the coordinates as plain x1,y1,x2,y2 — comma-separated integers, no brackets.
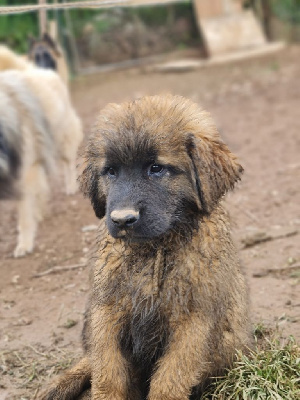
11,275,20,284
252,270,268,278
81,224,98,232
12,318,32,326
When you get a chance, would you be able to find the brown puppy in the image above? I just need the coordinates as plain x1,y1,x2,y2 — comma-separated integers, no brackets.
40,95,252,400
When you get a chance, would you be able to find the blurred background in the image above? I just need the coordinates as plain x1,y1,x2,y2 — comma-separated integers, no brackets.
0,1,299,399
1,0,300,71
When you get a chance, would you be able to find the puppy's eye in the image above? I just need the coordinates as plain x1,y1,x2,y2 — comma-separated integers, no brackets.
107,167,116,177
149,164,164,175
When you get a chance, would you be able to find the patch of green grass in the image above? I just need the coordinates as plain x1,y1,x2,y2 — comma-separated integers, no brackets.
200,328,300,400
253,322,273,342
62,318,78,329
269,61,280,71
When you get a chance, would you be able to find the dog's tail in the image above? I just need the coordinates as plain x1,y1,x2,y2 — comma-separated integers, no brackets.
40,357,91,400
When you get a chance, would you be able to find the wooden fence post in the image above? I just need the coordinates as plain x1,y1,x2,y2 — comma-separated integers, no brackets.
39,0,47,35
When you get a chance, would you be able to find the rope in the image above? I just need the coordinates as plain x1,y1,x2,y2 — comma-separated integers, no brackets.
0,0,185,16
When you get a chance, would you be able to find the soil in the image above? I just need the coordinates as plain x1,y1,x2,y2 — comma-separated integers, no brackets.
0,46,299,399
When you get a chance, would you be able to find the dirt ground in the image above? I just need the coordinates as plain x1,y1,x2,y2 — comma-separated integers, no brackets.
0,46,299,399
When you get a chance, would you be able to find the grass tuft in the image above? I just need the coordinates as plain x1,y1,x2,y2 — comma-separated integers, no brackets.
200,328,300,400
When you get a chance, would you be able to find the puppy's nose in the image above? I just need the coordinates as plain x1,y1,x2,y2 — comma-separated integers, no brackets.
110,209,139,228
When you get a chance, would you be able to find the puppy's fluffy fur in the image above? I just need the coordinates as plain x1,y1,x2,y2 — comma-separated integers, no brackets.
41,95,251,400
0,46,82,257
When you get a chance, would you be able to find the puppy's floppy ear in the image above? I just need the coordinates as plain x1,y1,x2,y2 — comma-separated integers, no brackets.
78,158,106,219
186,132,243,214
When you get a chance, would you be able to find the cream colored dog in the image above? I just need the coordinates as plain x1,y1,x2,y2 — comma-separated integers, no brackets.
0,46,83,257
0,44,29,71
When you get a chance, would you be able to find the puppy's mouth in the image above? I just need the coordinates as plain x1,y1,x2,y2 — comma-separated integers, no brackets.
115,229,127,239
111,226,162,243
114,230,149,243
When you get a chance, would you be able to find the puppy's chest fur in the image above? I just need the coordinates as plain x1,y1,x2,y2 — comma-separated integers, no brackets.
96,240,191,369
120,292,169,371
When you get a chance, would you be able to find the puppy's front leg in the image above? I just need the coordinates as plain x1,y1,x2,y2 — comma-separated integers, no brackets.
91,307,141,400
148,314,210,400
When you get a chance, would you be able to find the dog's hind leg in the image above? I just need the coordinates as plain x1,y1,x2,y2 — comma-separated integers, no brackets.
14,164,49,257
60,114,82,195
35,166,50,222
63,158,78,195
14,195,36,258
39,357,91,400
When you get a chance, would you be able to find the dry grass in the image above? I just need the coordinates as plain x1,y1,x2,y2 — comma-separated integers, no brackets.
0,344,81,400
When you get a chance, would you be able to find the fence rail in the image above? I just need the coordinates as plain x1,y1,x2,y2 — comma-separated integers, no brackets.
0,0,187,15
